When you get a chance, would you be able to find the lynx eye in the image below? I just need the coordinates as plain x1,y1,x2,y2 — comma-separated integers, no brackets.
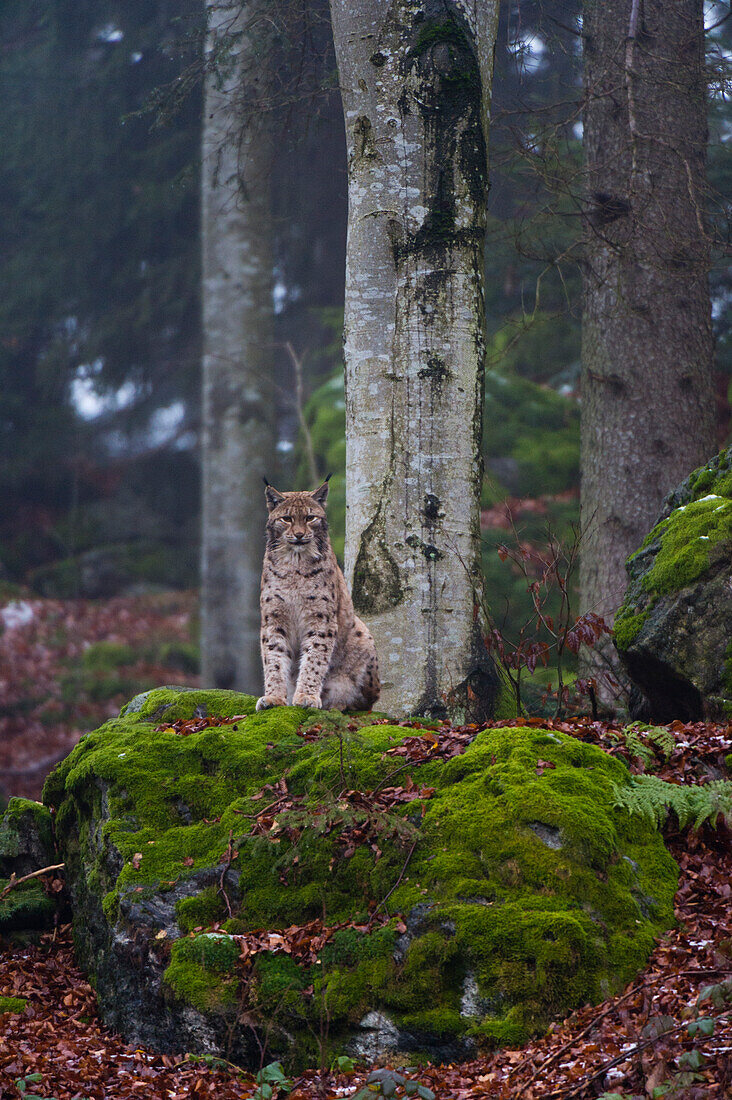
306,514,319,522
280,515,293,523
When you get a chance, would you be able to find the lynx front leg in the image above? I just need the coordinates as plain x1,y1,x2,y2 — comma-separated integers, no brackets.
292,631,336,709
256,623,293,711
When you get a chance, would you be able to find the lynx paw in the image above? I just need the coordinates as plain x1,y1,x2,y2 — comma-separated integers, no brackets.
292,691,322,709
255,694,287,711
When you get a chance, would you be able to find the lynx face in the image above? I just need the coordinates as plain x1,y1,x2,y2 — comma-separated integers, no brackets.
264,485,329,562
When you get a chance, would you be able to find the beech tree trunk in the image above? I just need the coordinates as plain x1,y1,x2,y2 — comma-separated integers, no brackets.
581,0,716,695
200,1,274,692
330,0,500,720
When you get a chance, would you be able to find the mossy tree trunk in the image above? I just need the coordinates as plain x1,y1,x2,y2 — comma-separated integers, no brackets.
580,0,716,699
329,0,500,721
201,0,275,692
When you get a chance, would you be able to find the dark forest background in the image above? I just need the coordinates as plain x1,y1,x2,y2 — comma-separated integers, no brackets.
1,0,730,648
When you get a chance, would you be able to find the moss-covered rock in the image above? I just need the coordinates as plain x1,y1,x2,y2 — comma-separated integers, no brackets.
43,688,677,1068
0,798,60,935
614,450,732,720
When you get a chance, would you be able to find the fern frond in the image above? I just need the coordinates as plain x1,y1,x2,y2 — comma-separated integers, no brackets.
614,776,732,831
622,722,675,767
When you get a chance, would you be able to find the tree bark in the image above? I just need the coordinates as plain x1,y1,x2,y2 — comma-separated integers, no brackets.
200,0,275,692
581,0,716,697
329,0,501,720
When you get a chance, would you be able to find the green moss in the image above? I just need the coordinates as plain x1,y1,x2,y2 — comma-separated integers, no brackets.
0,995,27,1014
0,880,57,933
177,887,228,934
616,450,732,642
640,495,732,595
0,797,54,868
46,691,677,1063
165,933,241,1013
613,608,649,653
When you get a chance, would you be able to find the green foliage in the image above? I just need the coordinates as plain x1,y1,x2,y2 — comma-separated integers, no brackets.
13,1072,91,1100
0,995,27,1014
58,636,200,711
483,372,579,500
81,642,137,670
296,371,346,560
350,1069,436,1099
621,723,676,768
253,1062,293,1099
697,976,732,1010
613,775,732,831
15,1074,51,1100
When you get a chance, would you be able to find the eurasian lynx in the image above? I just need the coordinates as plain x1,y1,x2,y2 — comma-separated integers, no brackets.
256,479,380,712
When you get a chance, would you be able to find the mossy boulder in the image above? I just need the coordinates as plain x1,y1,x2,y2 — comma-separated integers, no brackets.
0,798,60,934
614,450,732,721
43,688,677,1068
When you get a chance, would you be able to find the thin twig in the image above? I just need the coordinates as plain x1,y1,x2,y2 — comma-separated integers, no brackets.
0,864,64,902
372,760,418,796
512,973,658,1094
558,1010,732,1100
218,831,236,918
284,341,319,486
232,797,288,819
369,837,418,922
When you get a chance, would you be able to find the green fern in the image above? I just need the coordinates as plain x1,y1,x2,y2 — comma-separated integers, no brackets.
622,722,676,767
614,775,732,831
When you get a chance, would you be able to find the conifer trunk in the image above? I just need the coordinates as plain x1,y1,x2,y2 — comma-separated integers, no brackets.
330,0,500,720
581,0,716,696
200,1,274,692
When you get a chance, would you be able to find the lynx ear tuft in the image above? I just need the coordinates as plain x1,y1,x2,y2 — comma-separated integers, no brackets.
264,482,285,511
312,477,331,507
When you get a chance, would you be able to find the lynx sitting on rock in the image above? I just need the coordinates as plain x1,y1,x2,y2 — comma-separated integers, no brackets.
256,478,380,712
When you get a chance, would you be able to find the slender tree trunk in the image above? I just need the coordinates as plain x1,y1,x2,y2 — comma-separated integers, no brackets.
200,1,275,692
581,0,716,697
329,0,500,720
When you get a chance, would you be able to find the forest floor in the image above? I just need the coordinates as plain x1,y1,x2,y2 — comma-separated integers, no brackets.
0,594,730,1100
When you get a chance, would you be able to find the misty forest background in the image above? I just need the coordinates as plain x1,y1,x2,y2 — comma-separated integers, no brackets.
1,0,731,721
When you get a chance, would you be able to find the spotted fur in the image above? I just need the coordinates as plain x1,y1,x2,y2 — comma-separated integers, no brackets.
256,480,380,712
